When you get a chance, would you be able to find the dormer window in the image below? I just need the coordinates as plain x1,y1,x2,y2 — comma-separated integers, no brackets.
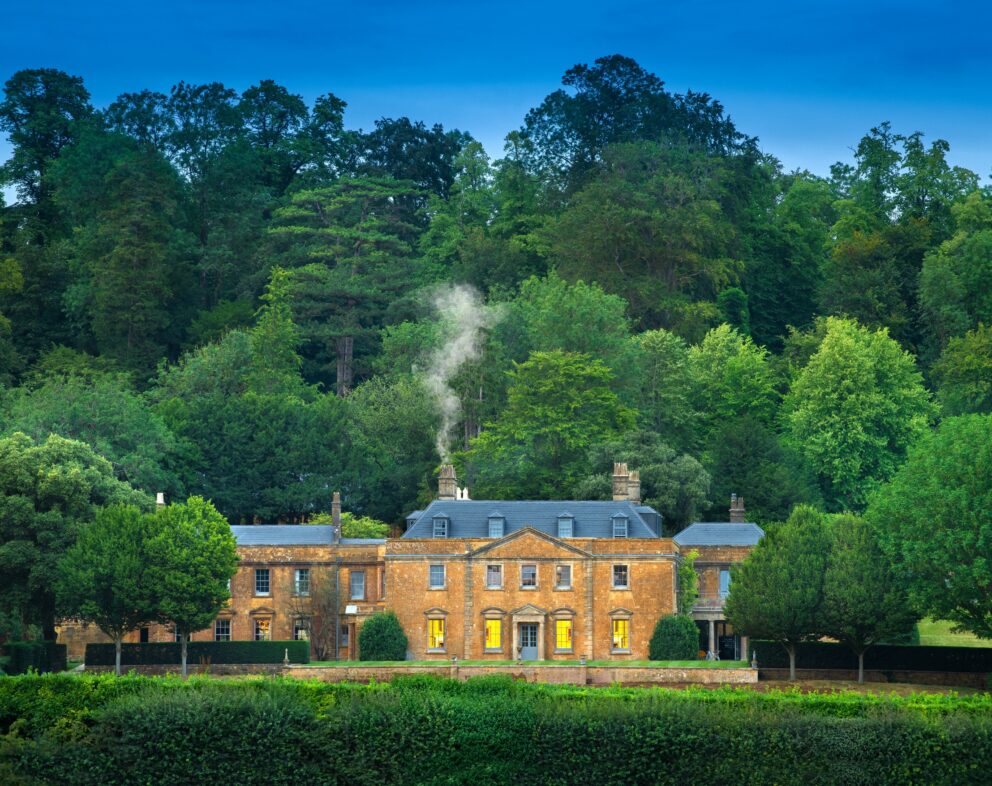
488,514,505,538
557,514,574,539
612,514,629,539
432,515,449,538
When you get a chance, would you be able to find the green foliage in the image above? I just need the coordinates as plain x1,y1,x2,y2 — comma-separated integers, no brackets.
83,640,309,666
783,317,935,511
307,511,389,538
933,323,992,415
3,642,66,675
677,550,699,615
3,675,992,785
0,432,148,639
358,611,408,661
868,414,992,639
748,640,992,673
649,615,699,660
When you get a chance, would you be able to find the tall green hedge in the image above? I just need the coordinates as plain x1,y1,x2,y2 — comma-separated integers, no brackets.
749,640,992,673
84,640,309,666
3,642,67,675
2,674,992,785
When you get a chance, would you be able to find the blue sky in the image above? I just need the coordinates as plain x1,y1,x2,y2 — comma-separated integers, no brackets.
2,0,991,200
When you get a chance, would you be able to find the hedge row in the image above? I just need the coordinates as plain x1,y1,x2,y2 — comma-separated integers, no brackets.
2,674,992,785
749,641,992,673
84,640,309,666
2,643,67,675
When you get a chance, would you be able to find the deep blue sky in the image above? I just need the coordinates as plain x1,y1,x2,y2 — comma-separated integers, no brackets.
2,0,991,200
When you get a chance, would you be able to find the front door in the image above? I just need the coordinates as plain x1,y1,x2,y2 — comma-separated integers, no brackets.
519,623,539,660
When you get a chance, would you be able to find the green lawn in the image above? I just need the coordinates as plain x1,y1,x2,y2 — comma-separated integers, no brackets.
303,659,748,668
916,619,992,648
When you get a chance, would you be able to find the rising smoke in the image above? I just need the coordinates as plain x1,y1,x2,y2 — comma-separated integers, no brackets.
421,284,502,462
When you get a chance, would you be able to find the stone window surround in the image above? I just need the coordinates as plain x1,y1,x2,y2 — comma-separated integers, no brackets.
214,617,231,642
612,563,630,590
481,607,506,653
254,567,270,596
554,563,573,590
609,608,633,653
485,562,503,590
429,563,446,590
293,567,311,597
520,563,538,589
551,607,575,653
350,569,366,600
425,607,447,653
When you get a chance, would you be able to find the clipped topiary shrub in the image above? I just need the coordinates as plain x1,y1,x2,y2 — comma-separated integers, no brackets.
358,611,408,661
649,614,700,660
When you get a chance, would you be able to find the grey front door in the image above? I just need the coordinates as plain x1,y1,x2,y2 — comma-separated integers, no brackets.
519,623,539,660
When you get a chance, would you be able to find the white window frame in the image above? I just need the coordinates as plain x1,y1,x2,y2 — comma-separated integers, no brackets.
719,568,731,598
350,570,366,600
293,617,310,641
612,516,629,538
555,563,572,590
486,563,503,589
214,619,231,641
429,563,446,589
557,517,574,538
294,567,310,596
488,517,505,538
255,568,270,596
432,517,448,538
520,563,538,589
612,564,630,589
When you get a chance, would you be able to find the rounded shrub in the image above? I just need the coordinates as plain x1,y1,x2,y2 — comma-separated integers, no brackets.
358,611,408,661
649,614,700,660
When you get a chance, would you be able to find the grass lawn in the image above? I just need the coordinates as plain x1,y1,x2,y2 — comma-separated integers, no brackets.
303,659,748,668
916,619,992,648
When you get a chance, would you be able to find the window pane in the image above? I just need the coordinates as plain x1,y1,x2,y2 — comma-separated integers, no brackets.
556,619,572,650
521,564,537,587
294,618,310,641
350,571,365,599
254,618,271,641
255,569,270,595
488,519,504,538
612,565,629,588
214,619,231,642
429,618,445,649
295,568,310,596
558,519,573,538
719,569,731,598
340,625,350,647
485,619,501,649
613,518,628,538
433,518,448,538
486,564,502,588
556,565,571,588
612,619,629,650
429,564,445,588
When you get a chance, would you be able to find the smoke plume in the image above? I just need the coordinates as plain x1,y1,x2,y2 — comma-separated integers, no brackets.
421,284,502,462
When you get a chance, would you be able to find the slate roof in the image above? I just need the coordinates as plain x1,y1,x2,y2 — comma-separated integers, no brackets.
402,500,662,539
230,525,385,547
673,522,764,547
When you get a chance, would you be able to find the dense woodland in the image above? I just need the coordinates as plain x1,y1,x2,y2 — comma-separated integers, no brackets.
1,55,990,530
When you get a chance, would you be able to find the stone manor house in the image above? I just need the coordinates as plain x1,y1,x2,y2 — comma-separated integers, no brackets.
58,464,763,662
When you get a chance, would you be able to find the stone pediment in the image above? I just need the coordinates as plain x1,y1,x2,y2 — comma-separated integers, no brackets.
510,603,548,617
468,527,590,559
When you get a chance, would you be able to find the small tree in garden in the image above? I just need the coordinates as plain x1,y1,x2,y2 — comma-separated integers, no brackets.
358,611,408,661
282,567,341,661
57,504,155,675
819,514,918,683
725,505,829,680
144,497,239,676
649,615,699,660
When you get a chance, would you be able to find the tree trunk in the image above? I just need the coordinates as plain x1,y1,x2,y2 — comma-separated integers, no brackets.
115,636,122,677
858,650,865,684
181,632,188,678
336,336,354,397
786,644,797,681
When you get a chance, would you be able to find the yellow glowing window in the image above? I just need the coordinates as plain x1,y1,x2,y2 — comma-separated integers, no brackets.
612,619,629,650
555,619,572,651
485,619,502,649
428,618,445,650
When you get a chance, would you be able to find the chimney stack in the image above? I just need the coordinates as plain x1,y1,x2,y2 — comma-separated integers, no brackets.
438,465,458,500
331,491,342,542
729,493,746,523
155,492,166,509
626,470,641,505
612,462,630,501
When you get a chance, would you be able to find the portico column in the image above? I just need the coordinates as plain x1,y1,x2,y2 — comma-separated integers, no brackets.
708,619,716,657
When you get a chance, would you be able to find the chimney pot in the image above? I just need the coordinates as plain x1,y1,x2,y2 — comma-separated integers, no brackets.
438,464,458,500
332,491,342,542
729,493,746,523
626,470,641,505
612,461,630,501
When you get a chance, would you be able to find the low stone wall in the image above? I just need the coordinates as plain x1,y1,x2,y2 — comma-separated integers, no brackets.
760,668,989,688
286,663,757,685
86,663,285,677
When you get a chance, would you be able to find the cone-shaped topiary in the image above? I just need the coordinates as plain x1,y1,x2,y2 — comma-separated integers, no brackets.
358,611,408,661
649,614,700,660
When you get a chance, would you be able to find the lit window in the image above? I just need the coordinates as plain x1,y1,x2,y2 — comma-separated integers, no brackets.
433,517,448,538
612,619,629,651
350,570,365,600
557,516,574,538
486,564,503,589
255,568,270,595
521,564,537,588
429,564,446,589
719,569,731,598
613,516,629,538
488,517,504,538
555,619,573,651
612,564,629,589
485,619,502,650
555,564,572,589
214,619,231,641
295,568,310,596
293,617,310,641
254,618,271,641
428,618,445,650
